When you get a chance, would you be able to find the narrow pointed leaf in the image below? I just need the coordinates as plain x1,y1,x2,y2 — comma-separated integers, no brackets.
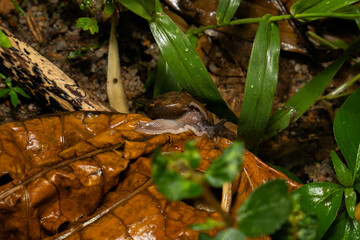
237,180,291,237
216,0,242,24
291,0,360,21
265,38,360,138
150,13,237,122
13,87,30,99
331,151,352,187
118,0,157,20
189,218,225,231
290,182,344,239
334,88,360,174
237,15,280,148
154,52,182,97
345,188,356,218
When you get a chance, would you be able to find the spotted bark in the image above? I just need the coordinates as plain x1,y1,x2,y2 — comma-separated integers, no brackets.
0,25,111,111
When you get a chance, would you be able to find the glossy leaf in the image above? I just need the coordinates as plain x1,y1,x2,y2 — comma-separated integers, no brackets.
290,0,360,18
153,52,182,97
149,13,238,123
237,15,280,148
118,0,157,20
331,151,352,187
76,17,99,34
334,88,360,175
290,182,344,239
324,212,360,240
199,228,246,240
216,0,242,24
0,30,11,48
104,0,115,16
152,148,203,201
205,141,244,188
265,38,360,138
237,180,291,237
345,188,357,218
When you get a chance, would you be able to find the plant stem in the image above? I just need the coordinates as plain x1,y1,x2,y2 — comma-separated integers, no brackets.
191,12,360,35
202,184,234,226
323,73,360,100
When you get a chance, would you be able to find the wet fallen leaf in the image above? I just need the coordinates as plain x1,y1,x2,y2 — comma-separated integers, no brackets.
0,112,301,239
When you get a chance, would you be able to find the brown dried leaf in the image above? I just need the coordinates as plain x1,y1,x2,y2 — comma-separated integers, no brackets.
0,112,300,239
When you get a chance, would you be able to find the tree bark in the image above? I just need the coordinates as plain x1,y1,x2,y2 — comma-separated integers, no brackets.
0,25,112,111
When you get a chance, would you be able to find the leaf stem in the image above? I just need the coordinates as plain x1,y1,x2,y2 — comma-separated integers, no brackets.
191,12,360,35
323,73,360,100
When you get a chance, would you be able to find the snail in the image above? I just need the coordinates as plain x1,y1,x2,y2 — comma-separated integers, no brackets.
135,92,226,138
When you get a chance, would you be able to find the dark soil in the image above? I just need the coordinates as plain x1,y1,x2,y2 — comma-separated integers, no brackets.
1,0,358,184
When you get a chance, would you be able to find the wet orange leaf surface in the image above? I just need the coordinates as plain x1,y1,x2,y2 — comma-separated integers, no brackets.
0,112,301,239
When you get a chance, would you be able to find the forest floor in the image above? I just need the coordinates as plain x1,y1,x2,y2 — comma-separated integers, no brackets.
1,0,359,184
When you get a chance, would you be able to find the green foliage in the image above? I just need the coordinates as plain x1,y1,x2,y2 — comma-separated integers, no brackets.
331,151,353,187
204,141,244,188
199,228,246,240
80,0,94,12
291,0,360,21
149,12,238,123
0,76,30,107
237,180,292,237
290,182,344,239
344,188,356,219
333,88,360,175
324,212,360,239
104,0,115,16
152,141,203,201
237,15,280,148
216,0,242,24
265,39,360,138
76,17,99,34
189,218,226,231
0,30,11,48
10,0,27,16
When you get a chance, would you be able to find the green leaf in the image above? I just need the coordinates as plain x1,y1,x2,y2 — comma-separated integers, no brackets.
0,30,11,48
9,89,18,107
76,17,99,34
183,140,202,169
4,80,12,88
237,15,280,148
237,180,292,237
324,211,360,240
216,0,242,24
290,182,344,239
189,218,225,231
153,52,182,97
13,87,30,99
265,38,360,138
0,73,6,79
334,88,360,175
118,0,157,20
290,0,360,20
104,0,115,16
199,228,246,240
0,88,10,98
152,148,203,201
331,151,353,187
345,188,356,218
205,141,244,188
149,13,238,123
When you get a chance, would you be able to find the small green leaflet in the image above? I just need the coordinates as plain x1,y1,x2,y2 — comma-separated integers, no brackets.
0,30,11,48
76,17,99,34
216,0,242,24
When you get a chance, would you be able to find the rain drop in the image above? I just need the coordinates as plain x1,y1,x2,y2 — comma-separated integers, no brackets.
185,48,189,52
